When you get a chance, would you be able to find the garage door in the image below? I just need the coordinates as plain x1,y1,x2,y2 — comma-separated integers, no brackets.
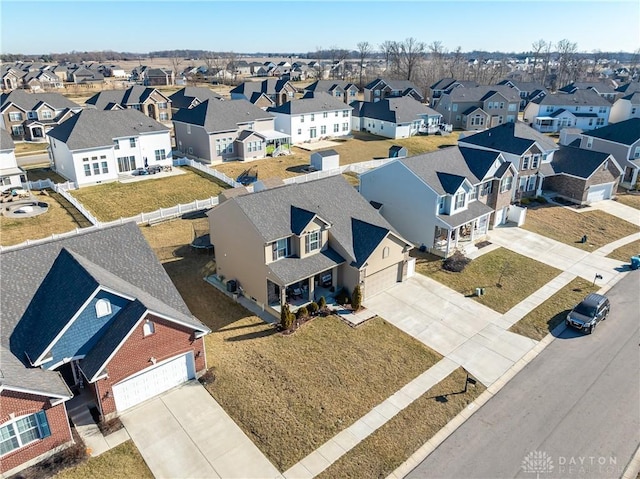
112,352,195,412
587,183,613,203
365,263,401,299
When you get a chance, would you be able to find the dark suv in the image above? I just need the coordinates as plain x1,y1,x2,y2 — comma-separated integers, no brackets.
566,293,610,334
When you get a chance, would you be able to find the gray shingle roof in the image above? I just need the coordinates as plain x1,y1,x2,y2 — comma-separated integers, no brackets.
531,90,610,107
168,87,223,109
558,82,617,94
621,92,640,104
1,128,14,150
85,86,168,110
446,85,520,103
1,90,81,111
231,79,292,96
430,78,480,91
438,200,495,228
47,109,170,150
350,97,440,123
459,121,558,155
583,118,640,145
497,80,546,93
268,248,345,285
268,93,351,115
615,82,640,94
172,99,273,133
304,80,359,93
547,146,613,178
366,78,421,93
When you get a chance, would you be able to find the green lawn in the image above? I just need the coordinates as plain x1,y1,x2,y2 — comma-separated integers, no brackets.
606,239,640,262
509,277,599,340
70,167,229,222
54,441,153,479
415,248,562,314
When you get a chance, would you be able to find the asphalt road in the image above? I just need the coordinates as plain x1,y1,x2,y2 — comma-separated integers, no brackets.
407,271,640,479
16,153,50,168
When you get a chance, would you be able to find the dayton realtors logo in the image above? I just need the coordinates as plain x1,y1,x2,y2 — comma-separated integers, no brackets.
521,450,554,478
522,450,620,477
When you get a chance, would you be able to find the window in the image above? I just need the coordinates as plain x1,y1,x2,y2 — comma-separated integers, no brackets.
469,186,478,201
321,125,327,135
599,107,607,113
310,114,315,121
596,118,605,126
632,107,637,115
323,112,328,118
93,162,100,175
455,192,465,209
589,106,594,112
527,176,536,191
297,128,302,135
95,299,112,317
498,115,503,124
334,124,339,132
518,176,527,192
481,181,493,196
11,125,24,136
215,138,233,156
634,147,640,159
131,104,141,110
129,137,136,147
575,106,580,112
546,106,554,113
508,103,517,111
143,320,155,336
159,112,169,121
41,110,52,119
113,139,120,150
300,115,304,123
186,124,191,135
272,238,289,260
8,112,22,122
342,110,349,117
84,164,91,176
101,161,108,174
158,102,168,109
470,115,484,126
155,149,166,162
342,122,349,131
438,196,446,210
500,176,513,193
305,230,320,253
452,104,458,112
603,160,609,171
382,246,390,259
0,412,51,456
522,155,530,169
335,111,339,117
507,115,516,123
531,154,540,168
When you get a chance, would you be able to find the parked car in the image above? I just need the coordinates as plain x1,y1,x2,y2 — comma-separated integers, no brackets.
566,293,610,334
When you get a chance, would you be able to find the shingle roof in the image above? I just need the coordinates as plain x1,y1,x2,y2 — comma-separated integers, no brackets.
531,89,610,107
231,79,292,96
497,80,546,92
350,97,440,123
546,146,613,178
85,86,167,110
582,118,640,145
47,109,169,150
558,81,617,94
620,92,640,104
304,80,359,93
168,87,223,109
0,90,80,111
446,85,520,103
615,82,640,94
268,248,345,285
1,128,14,150
267,93,351,115
459,121,558,155
172,99,273,133
365,78,421,93
438,200,495,228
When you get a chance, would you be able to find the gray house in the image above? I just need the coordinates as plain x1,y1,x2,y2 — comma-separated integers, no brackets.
364,78,424,103
85,86,172,123
304,80,359,104
168,87,223,112
230,79,296,107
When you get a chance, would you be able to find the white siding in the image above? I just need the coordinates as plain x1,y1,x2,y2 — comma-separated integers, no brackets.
609,99,639,123
273,110,351,144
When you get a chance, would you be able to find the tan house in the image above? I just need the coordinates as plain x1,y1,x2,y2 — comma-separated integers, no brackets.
207,175,412,317
85,86,172,123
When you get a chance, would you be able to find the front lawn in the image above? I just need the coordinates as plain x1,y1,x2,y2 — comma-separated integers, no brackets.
54,441,153,479
415,248,561,314
615,193,640,210
522,205,640,250
70,167,229,222
606,239,640,262
317,368,485,479
508,277,599,340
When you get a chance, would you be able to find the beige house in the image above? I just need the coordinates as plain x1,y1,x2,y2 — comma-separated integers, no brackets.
207,175,412,318
85,86,173,124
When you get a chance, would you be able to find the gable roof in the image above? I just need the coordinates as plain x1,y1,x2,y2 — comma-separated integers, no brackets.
1,90,81,112
547,146,618,178
615,82,640,94
267,93,351,115
365,78,421,93
172,99,273,132
350,97,440,123
231,79,293,97
459,121,558,155
1,128,15,150
85,86,168,110
497,80,546,92
558,81,616,94
168,87,223,109
47,109,169,150
304,80,359,93
531,89,610,107
620,92,640,105
445,85,520,103
581,118,640,145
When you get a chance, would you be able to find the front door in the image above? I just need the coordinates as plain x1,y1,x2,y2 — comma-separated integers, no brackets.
309,127,317,139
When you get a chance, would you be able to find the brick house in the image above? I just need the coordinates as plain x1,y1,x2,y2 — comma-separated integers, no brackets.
85,86,173,124
0,223,210,477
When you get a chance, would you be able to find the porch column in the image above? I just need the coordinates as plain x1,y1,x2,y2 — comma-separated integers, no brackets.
308,277,315,301
445,228,452,257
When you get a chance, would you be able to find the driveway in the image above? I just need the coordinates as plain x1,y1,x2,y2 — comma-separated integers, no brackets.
120,381,282,479
365,274,537,386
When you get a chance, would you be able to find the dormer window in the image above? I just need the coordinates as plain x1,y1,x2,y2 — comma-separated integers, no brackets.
143,320,155,337
480,182,493,196
305,230,320,253
95,299,112,318
455,192,465,209
272,238,290,261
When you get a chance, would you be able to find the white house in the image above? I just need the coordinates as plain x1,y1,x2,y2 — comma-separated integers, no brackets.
267,93,352,144
0,128,24,191
609,92,640,123
47,109,172,187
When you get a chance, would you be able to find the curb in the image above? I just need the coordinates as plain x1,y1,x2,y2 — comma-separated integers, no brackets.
388,269,632,479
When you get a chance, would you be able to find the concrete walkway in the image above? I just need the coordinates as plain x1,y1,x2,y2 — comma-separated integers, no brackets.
121,381,282,479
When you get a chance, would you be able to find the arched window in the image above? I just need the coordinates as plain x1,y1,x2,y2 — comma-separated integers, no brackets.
143,320,155,337
95,299,111,318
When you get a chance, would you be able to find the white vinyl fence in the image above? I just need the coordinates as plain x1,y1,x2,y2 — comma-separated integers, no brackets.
173,157,242,188
282,157,396,185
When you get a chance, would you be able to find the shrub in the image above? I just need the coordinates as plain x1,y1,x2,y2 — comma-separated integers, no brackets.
335,288,350,305
308,302,319,314
296,306,309,319
535,196,548,204
442,251,471,273
280,303,294,330
520,197,531,205
318,296,326,309
352,285,362,311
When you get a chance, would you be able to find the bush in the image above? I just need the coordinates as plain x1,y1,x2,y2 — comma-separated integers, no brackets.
280,303,294,330
520,197,531,205
335,288,350,305
296,306,308,319
308,302,319,314
318,296,326,309
442,251,471,273
352,285,362,311
535,196,548,204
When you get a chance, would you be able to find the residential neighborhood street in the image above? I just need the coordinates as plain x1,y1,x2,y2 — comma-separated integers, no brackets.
406,271,640,479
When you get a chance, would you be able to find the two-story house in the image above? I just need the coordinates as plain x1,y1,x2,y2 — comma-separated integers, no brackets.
0,223,210,478
173,99,289,163
523,90,611,133
558,81,618,103
0,90,82,141
230,79,297,107
359,146,517,257
458,121,559,198
364,78,424,103
207,175,412,318
435,85,521,131
85,86,173,124
609,92,640,124
267,93,352,144
429,78,479,108
496,79,548,111
47,109,172,187
350,96,442,139
168,87,223,112
303,80,360,104
0,128,25,191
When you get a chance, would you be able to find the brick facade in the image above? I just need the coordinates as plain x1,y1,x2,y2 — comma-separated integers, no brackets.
91,312,206,418
0,391,72,475
544,161,620,204
480,172,516,226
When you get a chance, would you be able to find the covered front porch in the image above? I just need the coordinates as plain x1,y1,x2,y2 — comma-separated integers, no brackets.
258,130,292,157
621,160,640,189
431,201,494,257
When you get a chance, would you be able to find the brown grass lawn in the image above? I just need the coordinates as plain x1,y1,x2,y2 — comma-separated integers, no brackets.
342,172,360,187
23,167,68,184
213,132,458,181
1,190,91,246
70,167,228,222
414,248,561,314
317,368,485,479
54,441,153,479
141,219,442,472
509,278,599,340
522,205,640,250
606,239,640,262
615,193,640,210
14,142,48,155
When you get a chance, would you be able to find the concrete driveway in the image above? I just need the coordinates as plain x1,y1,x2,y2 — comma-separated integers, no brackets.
120,381,281,479
365,274,537,386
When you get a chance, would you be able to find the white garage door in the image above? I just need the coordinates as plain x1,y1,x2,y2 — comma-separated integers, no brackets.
587,183,613,203
365,264,401,299
113,352,195,412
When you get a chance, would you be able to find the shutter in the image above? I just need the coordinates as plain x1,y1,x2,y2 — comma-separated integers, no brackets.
272,242,278,261
35,410,51,439
305,234,310,254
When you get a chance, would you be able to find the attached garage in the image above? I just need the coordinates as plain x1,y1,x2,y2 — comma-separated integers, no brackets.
364,263,402,299
586,183,614,203
112,352,195,412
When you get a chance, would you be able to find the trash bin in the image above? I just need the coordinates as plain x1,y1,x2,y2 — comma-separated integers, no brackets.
631,256,640,270
226,280,237,293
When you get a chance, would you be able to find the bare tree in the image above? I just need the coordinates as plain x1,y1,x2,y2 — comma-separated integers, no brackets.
356,41,372,87
449,46,464,79
541,41,554,88
379,40,394,73
531,39,547,83
556,39,578,88
170,56,183,85
389,37,426,81
428,41,447,82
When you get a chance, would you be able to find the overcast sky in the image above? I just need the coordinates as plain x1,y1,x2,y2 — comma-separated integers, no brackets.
2,1,639,55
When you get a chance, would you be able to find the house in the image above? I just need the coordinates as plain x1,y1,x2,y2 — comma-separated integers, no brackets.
230,79,296,107
364,78,424,103
458,121,559,198
496,79,547,111
207,175,412,318
267,93,352,144
575,118,640,188
435,85,521,131
168,87,223,112
0,223,210,478
310,149,339,171
85,86,172,123
173,99,289,162
350,97,442,139
359,146,517,257
0,128,25,191
540,146,622,204
2,67,23,90
523,90,611,133
609,92,640,123
0,90,82,141
47,109,172,187
143,68,175,86
22,70,64,91
558,81,617,102
614,81,640,97
303,80,359,104
429,78,479,108
68,66,105,85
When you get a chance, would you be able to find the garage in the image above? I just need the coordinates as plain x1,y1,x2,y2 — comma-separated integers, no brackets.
364,263,401,299
586,183,614,203
112,352,195,412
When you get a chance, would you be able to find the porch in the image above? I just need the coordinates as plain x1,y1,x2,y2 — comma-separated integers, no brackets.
257,130,292,157
431,202,494,257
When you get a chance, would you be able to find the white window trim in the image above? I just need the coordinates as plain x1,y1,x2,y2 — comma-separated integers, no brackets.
0,411,50,457
95,299,112,318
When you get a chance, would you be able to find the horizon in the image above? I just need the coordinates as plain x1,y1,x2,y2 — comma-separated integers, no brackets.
2,1,639,56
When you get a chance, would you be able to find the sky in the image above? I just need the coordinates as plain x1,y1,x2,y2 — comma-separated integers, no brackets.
2,1,639,55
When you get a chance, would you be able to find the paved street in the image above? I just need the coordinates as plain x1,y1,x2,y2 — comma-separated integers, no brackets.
406,271,640,479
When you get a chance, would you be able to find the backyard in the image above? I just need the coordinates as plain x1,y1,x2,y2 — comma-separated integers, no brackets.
14,142,48,155
414,248,562,314
70,167,229,222
23,167,68,184
522,204,640,250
